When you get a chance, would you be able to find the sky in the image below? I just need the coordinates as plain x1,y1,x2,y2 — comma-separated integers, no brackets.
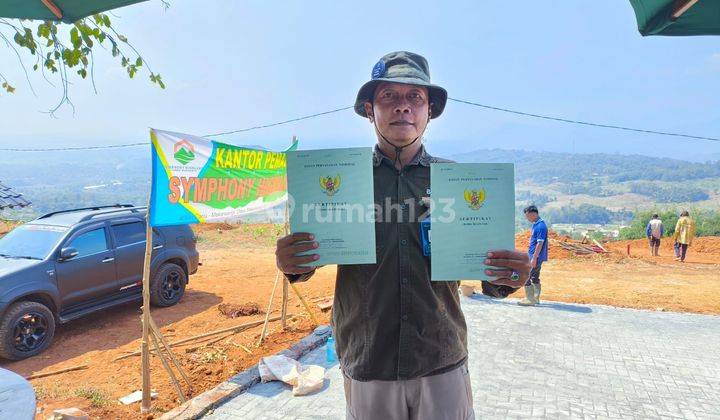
1,0,719,161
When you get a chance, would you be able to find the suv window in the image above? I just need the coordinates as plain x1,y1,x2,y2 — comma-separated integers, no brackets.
112,221,145,247
68,228,108,257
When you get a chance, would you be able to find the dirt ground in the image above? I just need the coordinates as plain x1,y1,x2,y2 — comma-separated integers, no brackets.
0,224,717,419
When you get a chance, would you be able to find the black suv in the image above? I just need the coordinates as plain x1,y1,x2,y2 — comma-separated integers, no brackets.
0,204,199,360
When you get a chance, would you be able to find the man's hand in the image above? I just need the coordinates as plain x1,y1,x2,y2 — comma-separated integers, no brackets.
484,249,532,288
276,232,319,275
529,257,537,268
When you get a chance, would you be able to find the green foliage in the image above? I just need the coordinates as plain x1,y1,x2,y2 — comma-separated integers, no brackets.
73,387,110,407
516,190,555,208
629,182,709,203
558,182,614,197
619,209,720,239
543,204,631,225
1,13,164,112
618,210,679,240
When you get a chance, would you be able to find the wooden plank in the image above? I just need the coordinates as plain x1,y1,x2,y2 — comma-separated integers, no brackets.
26,365,87,380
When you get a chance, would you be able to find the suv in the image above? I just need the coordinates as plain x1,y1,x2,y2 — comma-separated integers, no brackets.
0,204,199,360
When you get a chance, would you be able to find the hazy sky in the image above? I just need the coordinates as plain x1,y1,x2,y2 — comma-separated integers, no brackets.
1,1,719,160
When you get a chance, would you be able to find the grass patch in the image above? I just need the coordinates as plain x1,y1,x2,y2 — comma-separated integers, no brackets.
73,387,111,408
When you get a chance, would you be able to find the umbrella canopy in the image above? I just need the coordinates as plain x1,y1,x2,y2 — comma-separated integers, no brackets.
0,0,148,23
630,0,720,36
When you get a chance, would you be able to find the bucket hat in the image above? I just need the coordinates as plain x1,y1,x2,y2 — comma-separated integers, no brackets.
354,51,447,119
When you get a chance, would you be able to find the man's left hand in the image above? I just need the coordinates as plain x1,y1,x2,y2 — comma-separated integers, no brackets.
484,249,532,288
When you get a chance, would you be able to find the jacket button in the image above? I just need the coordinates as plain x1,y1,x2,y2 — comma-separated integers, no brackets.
400,239,408,245
401,277,408,284
402,314,409,321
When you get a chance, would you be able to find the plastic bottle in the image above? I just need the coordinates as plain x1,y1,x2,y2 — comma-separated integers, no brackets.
326,335,337,363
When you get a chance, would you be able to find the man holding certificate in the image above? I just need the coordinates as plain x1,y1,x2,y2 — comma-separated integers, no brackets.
276,51,531,420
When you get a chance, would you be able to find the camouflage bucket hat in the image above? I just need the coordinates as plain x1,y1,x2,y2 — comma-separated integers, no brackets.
354,51,447,119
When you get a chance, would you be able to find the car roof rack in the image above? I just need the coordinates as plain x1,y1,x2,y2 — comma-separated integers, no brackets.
79,206,148,222
38,204,136,220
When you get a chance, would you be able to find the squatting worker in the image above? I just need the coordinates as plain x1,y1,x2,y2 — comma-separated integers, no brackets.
275,51,531,420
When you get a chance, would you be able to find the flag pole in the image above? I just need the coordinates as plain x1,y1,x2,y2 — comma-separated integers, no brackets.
141,199,153,412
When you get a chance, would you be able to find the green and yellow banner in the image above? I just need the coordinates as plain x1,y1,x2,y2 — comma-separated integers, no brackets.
150,129,297,227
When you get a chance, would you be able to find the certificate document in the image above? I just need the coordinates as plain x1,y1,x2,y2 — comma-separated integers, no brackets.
430,163,515,281
287,147,376,265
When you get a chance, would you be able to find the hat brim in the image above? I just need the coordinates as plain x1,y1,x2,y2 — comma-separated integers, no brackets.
354,77,447,119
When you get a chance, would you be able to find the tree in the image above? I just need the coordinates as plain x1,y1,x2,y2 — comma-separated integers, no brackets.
1,6,165,113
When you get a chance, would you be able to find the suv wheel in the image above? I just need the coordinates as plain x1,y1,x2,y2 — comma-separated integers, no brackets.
0,301,56,361
150,263,187,307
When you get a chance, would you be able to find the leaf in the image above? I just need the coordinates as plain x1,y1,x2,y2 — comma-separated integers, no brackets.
135,57,142,67
118,35,128,43
70,27,81,49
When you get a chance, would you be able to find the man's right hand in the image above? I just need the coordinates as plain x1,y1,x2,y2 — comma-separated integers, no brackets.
275,232,320,275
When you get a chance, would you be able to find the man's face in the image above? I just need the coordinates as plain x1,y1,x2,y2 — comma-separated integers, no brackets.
364,82,430,145
525,212,537,223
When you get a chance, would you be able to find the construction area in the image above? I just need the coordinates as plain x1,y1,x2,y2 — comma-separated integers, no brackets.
0,223,718,418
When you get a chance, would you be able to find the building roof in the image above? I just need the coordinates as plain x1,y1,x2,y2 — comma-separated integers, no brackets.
0,181,31,210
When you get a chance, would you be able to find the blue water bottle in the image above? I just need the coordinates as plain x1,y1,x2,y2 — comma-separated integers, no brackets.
326,335,337,363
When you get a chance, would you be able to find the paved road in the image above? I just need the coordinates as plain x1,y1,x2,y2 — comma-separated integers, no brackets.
203,295,720,419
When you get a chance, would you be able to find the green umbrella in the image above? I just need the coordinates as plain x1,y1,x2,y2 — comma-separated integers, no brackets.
0,0,148,23
630,0,720,36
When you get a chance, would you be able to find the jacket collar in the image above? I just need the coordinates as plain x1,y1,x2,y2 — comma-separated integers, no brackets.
372,144,432,168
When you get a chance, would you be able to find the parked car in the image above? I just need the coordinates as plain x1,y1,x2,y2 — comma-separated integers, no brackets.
0,204,199,360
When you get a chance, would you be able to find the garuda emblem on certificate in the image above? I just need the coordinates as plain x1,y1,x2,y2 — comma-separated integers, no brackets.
320,175,341,196
464,189,486,210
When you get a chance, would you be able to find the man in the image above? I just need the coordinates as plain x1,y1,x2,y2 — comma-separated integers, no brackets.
645,214,664,257
672,210,696,262
275,51,531,420
518,205,548,307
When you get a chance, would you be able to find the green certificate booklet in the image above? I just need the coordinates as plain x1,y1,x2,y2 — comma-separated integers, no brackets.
287,147,376,266
430,163,515,281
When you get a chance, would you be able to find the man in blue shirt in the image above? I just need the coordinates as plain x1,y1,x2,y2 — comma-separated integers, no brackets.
519,205,548,306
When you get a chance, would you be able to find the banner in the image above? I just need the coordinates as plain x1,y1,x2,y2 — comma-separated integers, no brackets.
149,129,297,227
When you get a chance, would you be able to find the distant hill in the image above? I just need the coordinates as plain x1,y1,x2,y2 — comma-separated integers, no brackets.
452,149,720,183
1,146,718,222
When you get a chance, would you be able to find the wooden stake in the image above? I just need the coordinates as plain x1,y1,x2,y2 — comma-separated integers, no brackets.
25,364,87,380
115,315,286,361
281,203,290,329
149,318,192,390
257,271,281,346
140,212,153,413
150,331,186,403
290,282,319,326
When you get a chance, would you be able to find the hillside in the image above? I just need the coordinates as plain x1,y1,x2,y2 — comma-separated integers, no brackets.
1,147,718,222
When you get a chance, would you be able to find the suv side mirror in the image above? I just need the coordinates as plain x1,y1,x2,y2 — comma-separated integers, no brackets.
59,247,78,261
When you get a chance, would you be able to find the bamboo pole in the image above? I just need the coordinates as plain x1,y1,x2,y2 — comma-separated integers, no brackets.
150,331,186,403
140,212,153,413
257,271,281,346
290,282,319,326
25,364,87,380
149,318,192,390
281,204,290,329
115,315,286,361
